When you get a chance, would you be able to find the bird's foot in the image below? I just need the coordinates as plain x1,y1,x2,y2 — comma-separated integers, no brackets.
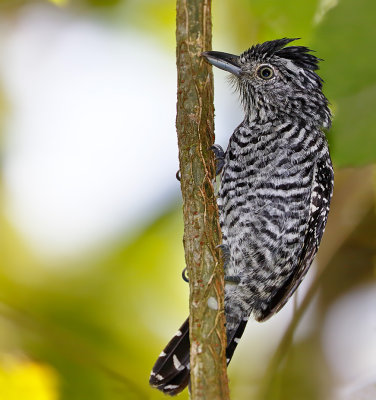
217,244,239,284
183,267,240,285
217,244,230,263
224,275,241,284
182,267,189,283
210,144,225,175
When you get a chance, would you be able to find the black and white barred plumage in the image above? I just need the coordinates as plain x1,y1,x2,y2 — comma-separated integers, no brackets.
150,38,333,395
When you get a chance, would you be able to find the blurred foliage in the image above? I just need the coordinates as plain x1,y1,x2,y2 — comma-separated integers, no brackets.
0,358,59,400
48,0,68,7
0,203,188,400
0,0,375,399
312,0,376,166
214,0,319,48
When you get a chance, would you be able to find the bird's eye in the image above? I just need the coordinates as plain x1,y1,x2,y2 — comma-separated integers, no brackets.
257,65,275,80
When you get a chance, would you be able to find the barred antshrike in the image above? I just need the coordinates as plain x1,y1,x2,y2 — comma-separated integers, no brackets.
149,38,333,395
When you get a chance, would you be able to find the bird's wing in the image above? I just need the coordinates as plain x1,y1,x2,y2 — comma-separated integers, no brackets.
257,158,334,322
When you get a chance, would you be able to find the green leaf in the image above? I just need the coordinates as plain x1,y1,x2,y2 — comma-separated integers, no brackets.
213,0,320,50
330,85,376,166
313,0,376,100
312,0,376,166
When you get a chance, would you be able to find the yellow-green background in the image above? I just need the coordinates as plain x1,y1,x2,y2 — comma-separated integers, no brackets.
0,0,375,399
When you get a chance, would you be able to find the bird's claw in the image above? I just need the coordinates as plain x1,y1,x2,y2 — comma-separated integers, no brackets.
210,144,225,175
225,275,241,284
182,267,189,283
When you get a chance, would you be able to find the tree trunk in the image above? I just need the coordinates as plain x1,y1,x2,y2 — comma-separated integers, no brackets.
176,0,230,399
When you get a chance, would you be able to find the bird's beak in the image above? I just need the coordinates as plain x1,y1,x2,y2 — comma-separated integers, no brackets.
201,51,241,76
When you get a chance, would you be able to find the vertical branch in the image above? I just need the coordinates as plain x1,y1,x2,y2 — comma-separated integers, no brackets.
176,0,230,399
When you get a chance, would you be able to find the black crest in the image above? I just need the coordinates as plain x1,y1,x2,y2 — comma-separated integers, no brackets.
241,38,321,71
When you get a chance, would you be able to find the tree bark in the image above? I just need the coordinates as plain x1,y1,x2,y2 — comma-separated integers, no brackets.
176,0,230,399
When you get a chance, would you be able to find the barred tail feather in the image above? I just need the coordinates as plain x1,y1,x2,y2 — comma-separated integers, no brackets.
149,318,190,396
150,316,250,395
225,316,249,364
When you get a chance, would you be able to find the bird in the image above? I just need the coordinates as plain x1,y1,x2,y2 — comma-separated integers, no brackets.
149,38,334,396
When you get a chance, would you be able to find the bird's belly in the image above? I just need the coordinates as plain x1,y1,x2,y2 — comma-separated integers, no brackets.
218,149,313,315
221,176,310,306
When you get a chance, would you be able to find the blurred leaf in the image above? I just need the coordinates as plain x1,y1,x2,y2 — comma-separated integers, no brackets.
0,203,187,400
213,0,320,51
314,0,376,99
122,0,175,46
313,0,376,166
330,86,376,166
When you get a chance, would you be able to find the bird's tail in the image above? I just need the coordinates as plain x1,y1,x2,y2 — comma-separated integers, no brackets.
149,316,249,395
149,318,190,395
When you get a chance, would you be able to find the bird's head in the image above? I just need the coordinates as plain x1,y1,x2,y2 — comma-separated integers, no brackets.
202,38,331,128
